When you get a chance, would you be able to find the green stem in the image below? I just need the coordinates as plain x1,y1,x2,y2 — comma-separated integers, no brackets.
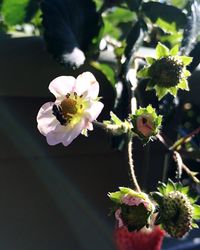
127,139,141,192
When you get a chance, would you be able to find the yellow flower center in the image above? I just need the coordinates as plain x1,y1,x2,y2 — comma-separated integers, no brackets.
53,92,89,126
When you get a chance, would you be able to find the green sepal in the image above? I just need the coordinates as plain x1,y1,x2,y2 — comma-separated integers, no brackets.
108,191,122,204
193,204,200,220
151,192,164,206
183,70,191,77
170,44,179,56
191,222,199,229
156,42,170,58
165,179,176,194
178,56,193,66
157,181,167,195
178,79,189,90
169,87,178,96
146,57,156,65
154,86,169,100
137,67,150,78
110,112,123,126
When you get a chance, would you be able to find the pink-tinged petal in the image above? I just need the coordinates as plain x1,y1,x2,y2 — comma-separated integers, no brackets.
61,119,86,146
86,121,93,131
115,209,124,228
75,72,99,98
46,124,68,145
49,76,76,98
37,102,58,135
84,101,104,121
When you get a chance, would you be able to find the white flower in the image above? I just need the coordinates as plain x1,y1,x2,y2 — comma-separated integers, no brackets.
37,72,104,146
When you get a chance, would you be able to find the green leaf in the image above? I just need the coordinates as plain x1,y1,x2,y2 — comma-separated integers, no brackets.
146,57,156,65
170,44,179,55
156,42,170,58
124,20,143,59
179,56,193,66
142,2,187,30
1,0,30,25
156,18,177,33
178,79,189,90
91,61,116,87
126,0,142,11
114,41,126,59
103,7,136,40
193,204,200,220
160,33,183,48
137,67,150,78
170,0,188,9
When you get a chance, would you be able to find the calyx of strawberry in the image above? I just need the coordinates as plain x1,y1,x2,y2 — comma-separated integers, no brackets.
151,179,200,238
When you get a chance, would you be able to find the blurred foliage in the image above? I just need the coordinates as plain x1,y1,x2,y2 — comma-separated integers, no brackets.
0,0,41,35
102,7,136,40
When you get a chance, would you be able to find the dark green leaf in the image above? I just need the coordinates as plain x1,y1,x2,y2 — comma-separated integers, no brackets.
142,2,187,30
126,0,142,11
25,0,40,23
124,20,144,60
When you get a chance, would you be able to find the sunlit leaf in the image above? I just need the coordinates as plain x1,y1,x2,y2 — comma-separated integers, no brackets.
91,61,116,87
1,0,30,25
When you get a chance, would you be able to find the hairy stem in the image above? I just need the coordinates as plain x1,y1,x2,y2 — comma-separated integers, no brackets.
127,139,141,192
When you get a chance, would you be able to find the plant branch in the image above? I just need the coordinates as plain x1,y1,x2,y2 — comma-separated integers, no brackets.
182,163,200,184
127,139,141,192
170,126,200,151
157,134,200,184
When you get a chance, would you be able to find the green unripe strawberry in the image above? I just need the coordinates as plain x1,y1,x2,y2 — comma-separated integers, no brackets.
162,191,193,238
151,180,200,239
149,56,184,88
